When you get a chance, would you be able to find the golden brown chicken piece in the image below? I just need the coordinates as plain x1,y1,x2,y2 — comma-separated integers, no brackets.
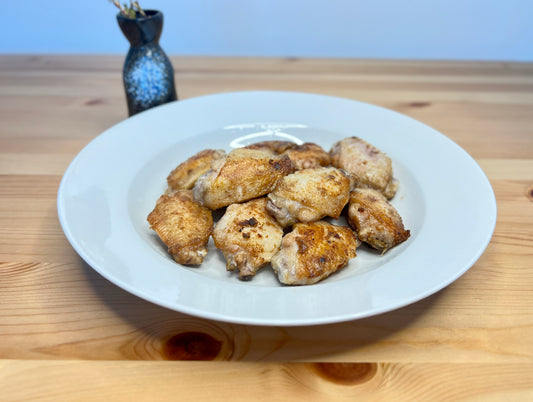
283,142,332,171
271,221,358,285
213,197,284,280
166,149,226,193
330,136,398,199
147,190,213,265
266,166,352,228
245,141,331,171
244,140,295,155
193,148,292,210
347,188,410,253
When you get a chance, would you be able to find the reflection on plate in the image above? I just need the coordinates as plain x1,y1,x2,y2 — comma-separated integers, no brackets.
57,91,496,326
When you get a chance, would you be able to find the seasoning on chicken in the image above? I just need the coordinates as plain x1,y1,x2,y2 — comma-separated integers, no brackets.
282,142,332,171
213,198,284,280
246,141,331,171
193,148,291,210
271,221,358,285
166,148,226,193
330,136,398,199
244,140,295,155
266,166,353,228
147,190,213,265
348,188,410,253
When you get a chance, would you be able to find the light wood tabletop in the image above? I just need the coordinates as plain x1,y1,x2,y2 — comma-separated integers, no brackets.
1,55,532,401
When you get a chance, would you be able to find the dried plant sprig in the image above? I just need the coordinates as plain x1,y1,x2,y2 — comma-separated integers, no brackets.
132,1,146,17
110,1,146,19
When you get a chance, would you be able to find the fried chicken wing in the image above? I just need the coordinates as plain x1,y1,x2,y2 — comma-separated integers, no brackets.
193,148,292,210
147,190,213,265
266,166,352,227
244,140,295,155
330,136,398,199
166,149,226,193
283,142,331,171
245,141,331,171
348,188,410,253
271,221,358,285
213,198,284,280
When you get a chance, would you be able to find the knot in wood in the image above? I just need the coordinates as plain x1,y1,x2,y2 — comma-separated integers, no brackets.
163,331,222,361
313,362,378,385
526,184,533,202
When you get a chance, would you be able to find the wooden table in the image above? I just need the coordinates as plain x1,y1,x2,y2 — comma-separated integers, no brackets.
1,55,532,400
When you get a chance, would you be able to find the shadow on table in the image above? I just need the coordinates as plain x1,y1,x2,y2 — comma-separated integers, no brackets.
80,257,448,361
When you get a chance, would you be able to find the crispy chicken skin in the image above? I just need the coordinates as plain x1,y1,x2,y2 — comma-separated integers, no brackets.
213,198,284,280
283,143,332,171
245,141,331,171
147,190,213,265
166,149,226,193
271,221,358,285
193,148,292,210
266,166,352,228
330,136,398,199
348,188,410,253
244,140,295,155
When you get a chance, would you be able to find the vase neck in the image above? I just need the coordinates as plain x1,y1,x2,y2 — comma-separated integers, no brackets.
117,10,163,47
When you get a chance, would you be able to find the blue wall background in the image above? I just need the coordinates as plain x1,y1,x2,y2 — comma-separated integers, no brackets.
2,0,532,61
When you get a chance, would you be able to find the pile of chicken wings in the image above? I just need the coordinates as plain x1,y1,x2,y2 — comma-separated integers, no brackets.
147,137,410,285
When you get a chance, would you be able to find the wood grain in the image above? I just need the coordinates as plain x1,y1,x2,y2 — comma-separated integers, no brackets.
1,361,532,401
0,55,532,399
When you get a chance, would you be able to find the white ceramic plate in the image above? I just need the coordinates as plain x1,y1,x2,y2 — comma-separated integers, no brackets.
57,91,496,326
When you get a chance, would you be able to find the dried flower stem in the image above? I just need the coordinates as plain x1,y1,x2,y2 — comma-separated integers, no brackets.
110,1,146,19
132,1,146,17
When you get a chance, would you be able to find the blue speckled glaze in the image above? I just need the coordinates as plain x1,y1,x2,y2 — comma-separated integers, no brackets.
118,10,177,116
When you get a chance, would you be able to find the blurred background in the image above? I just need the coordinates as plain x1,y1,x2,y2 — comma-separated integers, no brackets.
2,0,532,61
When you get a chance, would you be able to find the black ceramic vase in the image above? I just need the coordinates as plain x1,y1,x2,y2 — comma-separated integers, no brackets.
117,10,177,116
